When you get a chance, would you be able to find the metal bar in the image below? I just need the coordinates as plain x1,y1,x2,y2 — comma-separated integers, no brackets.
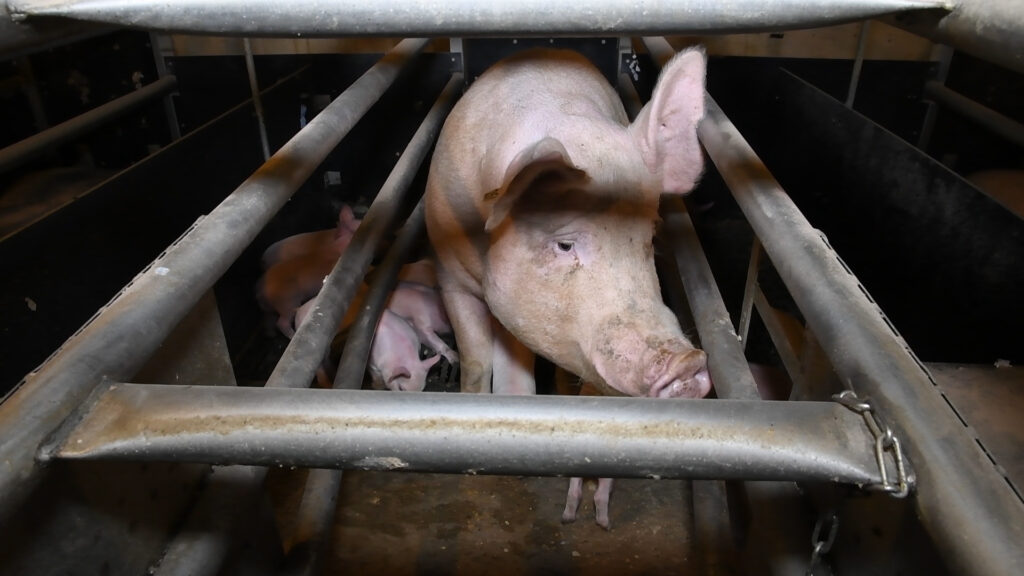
752,288,805,393
7,0,943,37
265,71,459,391
0,0,108,58
916,44,954,151
149,32,182,141
698,82,1024,575
0,38,427,525
844,21,869,108
243,37,271,160
923,80,1024,149
43,383,883,485
737,239,762,350
886,0,1024,75
0,75,178,174
281,205,429,576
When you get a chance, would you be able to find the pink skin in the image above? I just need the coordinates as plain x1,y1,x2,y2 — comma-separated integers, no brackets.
261,204,361,268
257,206,360,338
368,309,441,392
387,282,458,365
562,477,614,530
425,47,711,398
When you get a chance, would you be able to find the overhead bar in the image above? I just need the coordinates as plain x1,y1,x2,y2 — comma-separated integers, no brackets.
42,383,884,486
0,38,427,525
6,0,943,37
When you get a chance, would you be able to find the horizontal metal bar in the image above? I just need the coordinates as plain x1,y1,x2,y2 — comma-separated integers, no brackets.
42,383,883,486
886,0,1024,75
0,0,108,58
693,51,1024,574
923,80,1024,149
6,0,943,37
0,38,426,525
0,75,178,174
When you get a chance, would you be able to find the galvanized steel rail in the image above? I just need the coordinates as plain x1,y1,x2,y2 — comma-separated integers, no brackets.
5,0,942,36
42,382,885,486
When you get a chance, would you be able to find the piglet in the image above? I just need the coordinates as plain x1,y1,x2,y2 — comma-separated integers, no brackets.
368,309,442,391
258,205,361,337
261,204,361,268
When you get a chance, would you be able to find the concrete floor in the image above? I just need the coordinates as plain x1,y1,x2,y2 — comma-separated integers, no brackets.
268,469,695,575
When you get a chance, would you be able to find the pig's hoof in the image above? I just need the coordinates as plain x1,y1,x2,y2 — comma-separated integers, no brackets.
561,511,578,524
595,515,611,531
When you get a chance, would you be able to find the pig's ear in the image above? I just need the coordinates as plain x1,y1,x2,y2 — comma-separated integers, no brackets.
630,47,707,195
484,138,588,233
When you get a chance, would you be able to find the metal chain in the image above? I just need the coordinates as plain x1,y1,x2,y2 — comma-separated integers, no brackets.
806,510,839,575
834,390,912,498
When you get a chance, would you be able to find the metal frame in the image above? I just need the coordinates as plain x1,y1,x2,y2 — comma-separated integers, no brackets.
1,1,1023,574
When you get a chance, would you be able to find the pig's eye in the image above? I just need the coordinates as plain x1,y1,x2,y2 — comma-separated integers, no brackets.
556,241,574,252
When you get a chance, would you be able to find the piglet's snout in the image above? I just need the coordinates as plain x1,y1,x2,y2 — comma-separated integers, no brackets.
647,349,711,399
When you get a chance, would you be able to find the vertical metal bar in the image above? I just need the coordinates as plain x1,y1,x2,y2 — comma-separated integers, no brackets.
737,239,762,350
752,288,805,392
243,37,271,160
149,32,181,141
845,21,870,109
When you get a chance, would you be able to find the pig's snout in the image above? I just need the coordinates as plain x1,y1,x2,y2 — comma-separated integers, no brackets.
647,349,711,399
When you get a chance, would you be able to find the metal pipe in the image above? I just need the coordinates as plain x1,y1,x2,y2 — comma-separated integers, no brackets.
915,44,954,151
698,85,1024,576
844,21,869,108
265,72,460,391
886,0,1024,75
0,38,427,525
281,205,429,576
7,0,943,37
923,80,1024,149
43,383,884,486
243,37,271,160
737,240,762,350
0,75,178,174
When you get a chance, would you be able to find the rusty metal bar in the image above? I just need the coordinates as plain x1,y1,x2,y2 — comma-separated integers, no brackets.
6,0,942,37
0,37,426,526
42,383,884,486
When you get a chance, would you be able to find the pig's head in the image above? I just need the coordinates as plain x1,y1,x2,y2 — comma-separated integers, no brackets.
481,48,711,399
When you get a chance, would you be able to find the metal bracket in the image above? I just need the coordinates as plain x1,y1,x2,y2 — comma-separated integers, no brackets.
834,390,913,498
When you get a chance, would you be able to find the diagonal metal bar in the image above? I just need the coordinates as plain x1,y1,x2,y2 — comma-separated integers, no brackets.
42,383,885,487
0,37,427,525
7,0,944,37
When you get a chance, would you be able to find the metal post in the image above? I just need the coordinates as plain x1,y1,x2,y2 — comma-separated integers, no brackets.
698,79,1024,576
7,0,944,37
0,75,178,174
844,21,870,109
0,38,428,526
916,44,953,151
149,32,182,141
243,37,271,160
737,239,763,350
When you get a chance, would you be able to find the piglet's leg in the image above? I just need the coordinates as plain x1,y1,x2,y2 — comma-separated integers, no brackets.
562,477,584,524
410,320,460,365
440,289,493,394
594,478,614,530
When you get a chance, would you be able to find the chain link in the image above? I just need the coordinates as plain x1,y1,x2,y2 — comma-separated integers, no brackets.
834,390,912,498
806,510,839,575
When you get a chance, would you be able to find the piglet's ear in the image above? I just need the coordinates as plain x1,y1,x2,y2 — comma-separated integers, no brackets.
336,203,360,237
484,137,589,233
630,47,707,195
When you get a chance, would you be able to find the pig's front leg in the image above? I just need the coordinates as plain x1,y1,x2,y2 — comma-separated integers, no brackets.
491,320,535,395
562,477,584,524
594,478,614,530
440,288,493,393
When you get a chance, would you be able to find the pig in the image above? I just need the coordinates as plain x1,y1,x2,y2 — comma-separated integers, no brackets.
368,309,442,391
563,477,614,530
386,281,458,366
424,47,712,398
258,205,361,337
261,204,361,268
967,169,1024,219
